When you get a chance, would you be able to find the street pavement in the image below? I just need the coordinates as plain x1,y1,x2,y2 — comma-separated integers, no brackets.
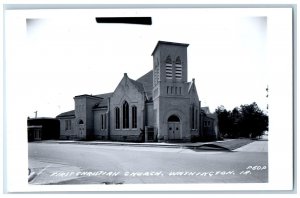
28,139,268,184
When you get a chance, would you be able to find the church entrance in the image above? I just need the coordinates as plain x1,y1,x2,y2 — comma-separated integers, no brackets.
78,119,85,139
167,115,181,140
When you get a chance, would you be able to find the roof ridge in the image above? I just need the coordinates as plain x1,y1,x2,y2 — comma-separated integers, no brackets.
136,70,153,82
56,110,75,118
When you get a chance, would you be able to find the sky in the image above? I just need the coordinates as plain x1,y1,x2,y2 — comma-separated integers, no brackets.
9,9,268,118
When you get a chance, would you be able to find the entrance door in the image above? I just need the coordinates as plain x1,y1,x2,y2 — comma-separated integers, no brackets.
168,122,180,139
78,120,85,138
167,115,181,140
79,124,85,138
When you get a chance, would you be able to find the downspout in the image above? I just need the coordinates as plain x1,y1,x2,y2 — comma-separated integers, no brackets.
143,92,147,142
107,97,111,140
144,92,147,127
199,100,202,138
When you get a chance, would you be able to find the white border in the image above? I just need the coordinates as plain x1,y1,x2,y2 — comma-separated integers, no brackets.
3,6,294,193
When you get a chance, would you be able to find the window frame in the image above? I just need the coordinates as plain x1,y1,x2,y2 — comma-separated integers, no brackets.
115,107,120,129
122,101,129,129
175,56,182,79
132,105,137,129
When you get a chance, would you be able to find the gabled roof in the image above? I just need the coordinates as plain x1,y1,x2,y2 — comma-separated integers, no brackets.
74,94,102,99
129,78,145,93
201,107,216,119
56,110,75,118
95,92,113,99
136,70,153,99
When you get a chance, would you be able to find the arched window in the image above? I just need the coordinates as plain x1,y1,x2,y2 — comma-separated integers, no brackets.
195,109,198,130
104,114,106,129
166,55,172,64
191,105,198,130
101,114,104,129
191,105,195,129
115,107,120,129
78,119,84,125
132,106,137,129
101,114,107,130
122,101,129,129
175,56,182,79
165,55,172,79
168,115,180,122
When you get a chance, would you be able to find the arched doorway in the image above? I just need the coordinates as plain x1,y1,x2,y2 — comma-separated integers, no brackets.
78,119,85,138
167,115,181,140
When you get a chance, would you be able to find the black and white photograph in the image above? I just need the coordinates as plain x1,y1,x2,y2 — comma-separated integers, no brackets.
3,5,294,193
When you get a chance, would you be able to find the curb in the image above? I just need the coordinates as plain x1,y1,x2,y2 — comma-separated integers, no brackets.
37,141,183,148
28,169,37,182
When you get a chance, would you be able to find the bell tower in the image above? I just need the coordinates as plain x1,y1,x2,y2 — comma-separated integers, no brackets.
151,41,191,142
152,41,189,93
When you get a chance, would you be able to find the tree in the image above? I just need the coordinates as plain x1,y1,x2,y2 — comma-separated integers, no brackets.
239,102,268,138
230,107,241,138
215,103,268,139
215,106,233,138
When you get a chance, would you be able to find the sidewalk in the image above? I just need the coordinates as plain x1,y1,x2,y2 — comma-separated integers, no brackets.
234,140,268,152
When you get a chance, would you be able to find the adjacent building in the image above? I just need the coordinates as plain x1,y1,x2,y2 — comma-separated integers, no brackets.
27,117,60,141
57,41,218,142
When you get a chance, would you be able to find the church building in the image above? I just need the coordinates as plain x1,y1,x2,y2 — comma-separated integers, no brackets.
57,41,218,142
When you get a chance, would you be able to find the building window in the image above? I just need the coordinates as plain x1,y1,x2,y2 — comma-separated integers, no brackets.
165,55,172,79
191,105,198,130
123,101,129,129
195,110,198,130
179,87,182,95
101,114,106,130
101,114,104,129
175,56,182,79
104,114,106,129
204,120,210,127
65,120,71,130
78,119,84,125
132,106,137,129
115,107,120,129
191,105,195,129
34,129,41,140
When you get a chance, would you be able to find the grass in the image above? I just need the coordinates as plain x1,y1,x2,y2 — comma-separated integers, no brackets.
208,139,254,150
